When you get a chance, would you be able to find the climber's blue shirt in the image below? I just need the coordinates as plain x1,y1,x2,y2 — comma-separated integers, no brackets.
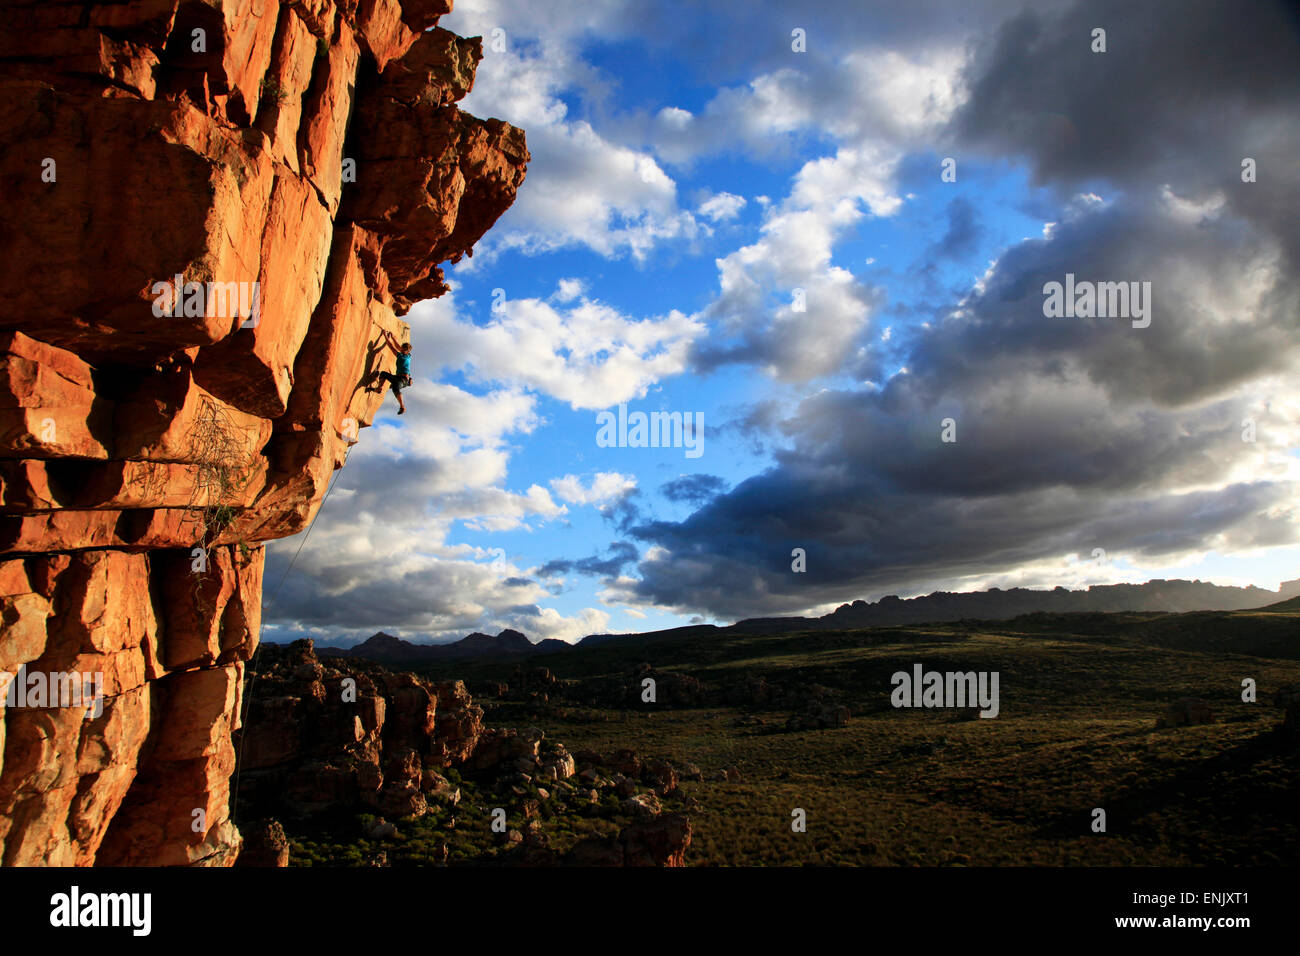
396,352,411,377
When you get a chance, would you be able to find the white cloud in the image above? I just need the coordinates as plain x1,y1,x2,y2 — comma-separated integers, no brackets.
653,45,968,382
646,45,966,166
437,12,700,262
550,472,637,506
412,287,704,409
503,606,611,645
697,191,747,222
552,277,586,302
695,147,895,380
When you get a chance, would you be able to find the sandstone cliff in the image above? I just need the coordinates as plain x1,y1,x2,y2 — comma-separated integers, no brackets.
0,0,528,865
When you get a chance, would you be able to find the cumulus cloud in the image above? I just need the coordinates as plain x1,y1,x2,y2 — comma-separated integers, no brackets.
552,277,586,302
261,293,643,644
270,0,1300,639
665,41,973,382
690,147,893,381
643,44,968,167
697,191,747,222
550,472,638,507
440,4,702,261
610,0,1300,620
413,284,704,410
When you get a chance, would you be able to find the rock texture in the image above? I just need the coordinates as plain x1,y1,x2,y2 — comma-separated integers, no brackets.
0,0,527,865
236,641,697,866
235,639,485,818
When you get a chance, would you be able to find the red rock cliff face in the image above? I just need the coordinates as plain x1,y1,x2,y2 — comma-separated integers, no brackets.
0,0,527,865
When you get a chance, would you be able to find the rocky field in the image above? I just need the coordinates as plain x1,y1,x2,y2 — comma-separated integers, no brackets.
236,602,1300,866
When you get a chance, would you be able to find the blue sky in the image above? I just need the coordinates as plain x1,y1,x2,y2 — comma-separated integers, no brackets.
263,0,1300,646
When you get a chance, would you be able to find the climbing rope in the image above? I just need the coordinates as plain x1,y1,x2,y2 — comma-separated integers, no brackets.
265,444,352,609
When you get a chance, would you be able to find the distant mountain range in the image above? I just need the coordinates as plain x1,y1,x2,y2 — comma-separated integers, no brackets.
319,629,572,664
315,577,1300,663
580,578,1300,645
731,578,1300,634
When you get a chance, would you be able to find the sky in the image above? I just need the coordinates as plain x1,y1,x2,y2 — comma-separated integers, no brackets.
263,0,1300,648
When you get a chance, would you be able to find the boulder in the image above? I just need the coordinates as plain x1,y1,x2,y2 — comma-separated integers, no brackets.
623,792,662,818
620,813,692,867
236,819,290,867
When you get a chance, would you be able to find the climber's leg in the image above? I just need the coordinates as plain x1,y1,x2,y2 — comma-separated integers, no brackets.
377,371,406,414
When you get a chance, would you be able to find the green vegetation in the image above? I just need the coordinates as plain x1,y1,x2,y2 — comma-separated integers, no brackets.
260,75,289,105
285,608,1299,865
286,777,629,867
412,610,1300,866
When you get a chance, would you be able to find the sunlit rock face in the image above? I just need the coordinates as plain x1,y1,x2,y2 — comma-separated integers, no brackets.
0,0,527,866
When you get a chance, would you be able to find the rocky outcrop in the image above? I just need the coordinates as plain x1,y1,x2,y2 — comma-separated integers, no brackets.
620,812,693,867
235,649,699,867
234,639,484,818
0,0,527,865
563,813,693,867
235,817,290,867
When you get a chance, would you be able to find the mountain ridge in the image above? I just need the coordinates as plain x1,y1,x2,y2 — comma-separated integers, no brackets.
320,628,572,663
581,578,1297,646
319,577,1298,663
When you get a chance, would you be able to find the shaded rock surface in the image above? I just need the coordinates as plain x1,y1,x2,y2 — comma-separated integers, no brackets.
0,0,527,866
563,813,693,867
235,818,290,867
235,639,485,818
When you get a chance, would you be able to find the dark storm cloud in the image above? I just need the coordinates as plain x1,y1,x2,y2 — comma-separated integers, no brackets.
689,279,887,380
538,540,639,579
264,552,506,632
956,0,1300,269
615,0,1300,620
626,465,1288,620
660,474,729,505
603,487,645,534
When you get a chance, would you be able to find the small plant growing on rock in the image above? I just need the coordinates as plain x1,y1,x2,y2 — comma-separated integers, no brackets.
186,395,251,545
183,395,253,616
260,75,289,105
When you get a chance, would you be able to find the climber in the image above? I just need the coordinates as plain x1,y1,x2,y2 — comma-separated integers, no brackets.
376,329,413,415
